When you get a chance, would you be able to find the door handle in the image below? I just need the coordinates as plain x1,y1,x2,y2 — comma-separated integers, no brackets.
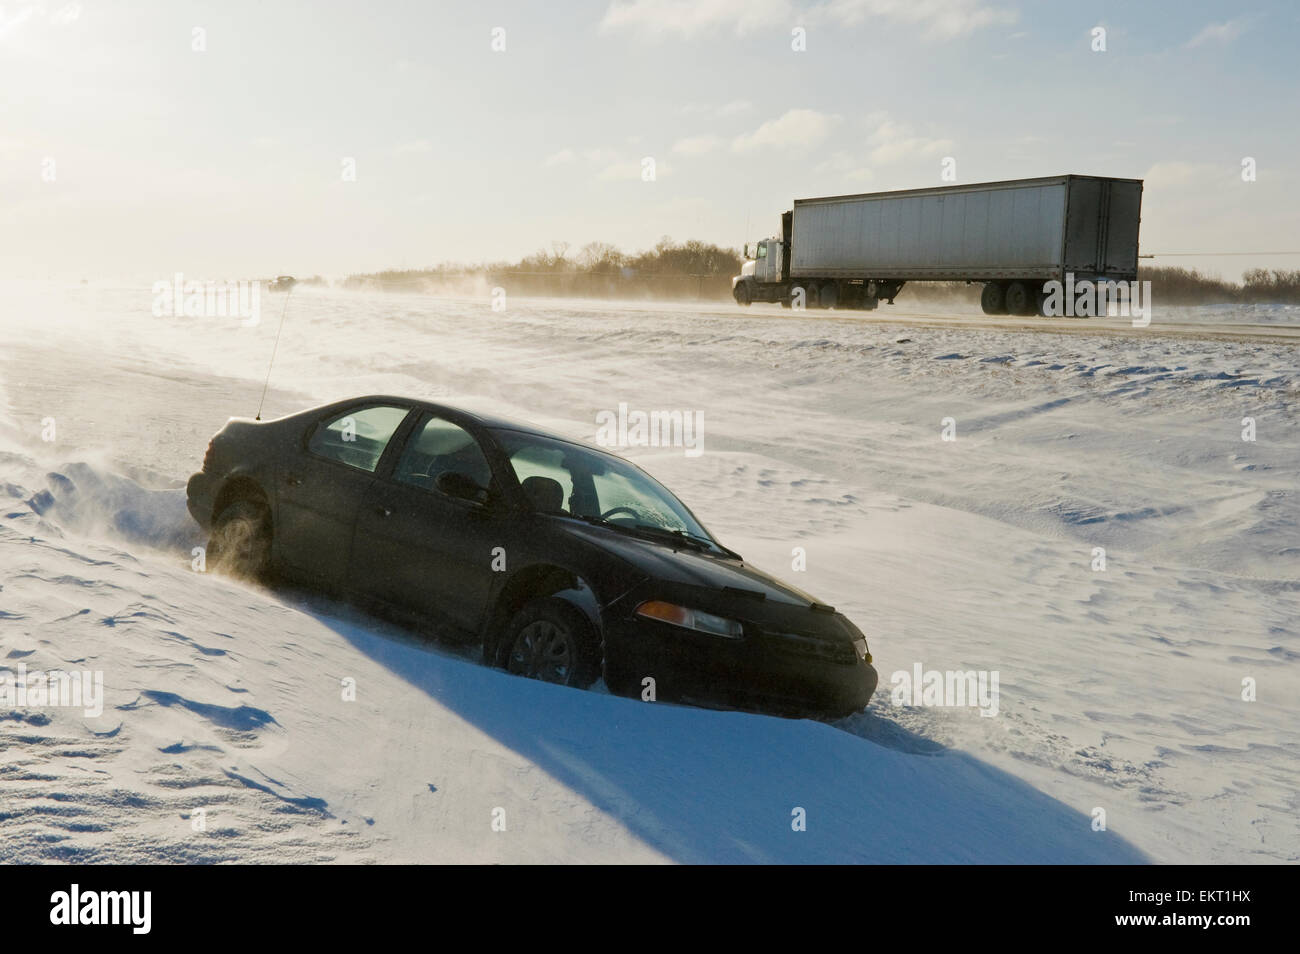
284,473,302,487
376,505,393,517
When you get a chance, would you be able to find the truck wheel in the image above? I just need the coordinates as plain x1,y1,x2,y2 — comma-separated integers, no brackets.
1033,286,1050,317
819,282,838,309
733,282,752,306
980,283,1007,315
1004,281,1034,316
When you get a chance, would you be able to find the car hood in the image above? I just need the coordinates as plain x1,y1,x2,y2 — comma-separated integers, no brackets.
562,521,825,609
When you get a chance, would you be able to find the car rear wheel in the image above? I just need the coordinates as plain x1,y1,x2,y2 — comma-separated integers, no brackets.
502,598,601,689
208,499,271,580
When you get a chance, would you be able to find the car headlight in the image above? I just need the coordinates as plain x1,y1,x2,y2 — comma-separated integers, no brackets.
840,617,872,662
635,600,743,639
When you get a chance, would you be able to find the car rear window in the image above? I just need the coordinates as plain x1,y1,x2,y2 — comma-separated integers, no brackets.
309,405,409,472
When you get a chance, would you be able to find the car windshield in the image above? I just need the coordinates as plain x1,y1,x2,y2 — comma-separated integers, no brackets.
492,429,718,547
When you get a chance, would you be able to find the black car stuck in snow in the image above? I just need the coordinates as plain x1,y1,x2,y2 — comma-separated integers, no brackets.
187,397,880,717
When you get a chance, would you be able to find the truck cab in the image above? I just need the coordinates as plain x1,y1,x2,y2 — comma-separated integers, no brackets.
739,238,783,285
733,236,790,306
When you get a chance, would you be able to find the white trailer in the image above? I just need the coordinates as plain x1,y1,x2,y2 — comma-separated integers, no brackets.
733,175,1143,315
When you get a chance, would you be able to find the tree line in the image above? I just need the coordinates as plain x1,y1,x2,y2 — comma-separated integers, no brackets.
340,238,743,300
336,245,1300,306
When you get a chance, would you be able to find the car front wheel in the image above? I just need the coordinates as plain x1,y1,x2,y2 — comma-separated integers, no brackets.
501,598,601,689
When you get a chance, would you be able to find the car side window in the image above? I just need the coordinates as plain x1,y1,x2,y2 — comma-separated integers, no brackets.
508,445,574,513
393,416,492,491
308,405,409,473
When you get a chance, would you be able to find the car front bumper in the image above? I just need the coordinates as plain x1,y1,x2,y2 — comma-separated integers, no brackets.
601,607,879,718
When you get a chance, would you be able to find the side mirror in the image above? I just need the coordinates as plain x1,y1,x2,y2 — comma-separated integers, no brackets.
435,471,488,504
743,243,750,258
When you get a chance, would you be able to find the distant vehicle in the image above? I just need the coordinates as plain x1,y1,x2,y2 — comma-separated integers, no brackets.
733,175,1143,315
187,397,880,717
268,275,297,292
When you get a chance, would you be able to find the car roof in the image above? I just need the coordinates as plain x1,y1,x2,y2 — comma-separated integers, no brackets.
336,395,608,450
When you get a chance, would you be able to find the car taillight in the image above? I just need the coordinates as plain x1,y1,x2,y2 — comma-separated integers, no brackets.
203,439,216,471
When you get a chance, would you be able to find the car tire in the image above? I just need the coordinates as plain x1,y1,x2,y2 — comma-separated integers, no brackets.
208,499,271,580
500,597,601,689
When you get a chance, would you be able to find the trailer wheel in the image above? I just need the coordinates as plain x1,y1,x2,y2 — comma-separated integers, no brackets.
1033,286,1050,317
1005,281,1034,316
819,282,838,309
980,282,1007,315
734,282,752,306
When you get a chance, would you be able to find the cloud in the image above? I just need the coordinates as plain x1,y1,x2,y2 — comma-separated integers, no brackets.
548,146,655,171
715,99,754,117
816,152,874,183
598,158,672,180
394,139,434,155
1186,19,1246,48
732,109,840,152
867,117,953,164
1142,161,1220,189
672,134,724,156
600,0,790,36
600,0,1015,39
681,100,753,117
826,0,1016,38
0,4,36,40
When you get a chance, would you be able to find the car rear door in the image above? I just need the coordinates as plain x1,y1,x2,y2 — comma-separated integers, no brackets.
347,413,507,637
275,402,414,589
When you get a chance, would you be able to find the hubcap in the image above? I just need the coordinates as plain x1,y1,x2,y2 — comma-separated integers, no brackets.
508,620,572,684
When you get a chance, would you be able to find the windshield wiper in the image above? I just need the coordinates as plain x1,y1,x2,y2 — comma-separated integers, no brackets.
570,514,715,552
629,523,715,552
672,529,744,561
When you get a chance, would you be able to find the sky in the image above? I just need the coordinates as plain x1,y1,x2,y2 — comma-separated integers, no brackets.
2,0,1297,282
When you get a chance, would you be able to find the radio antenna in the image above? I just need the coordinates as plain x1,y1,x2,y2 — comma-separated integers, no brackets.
255,281,295,421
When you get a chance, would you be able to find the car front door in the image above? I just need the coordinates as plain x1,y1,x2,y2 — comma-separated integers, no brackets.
347,413,508,637
275,402,414,589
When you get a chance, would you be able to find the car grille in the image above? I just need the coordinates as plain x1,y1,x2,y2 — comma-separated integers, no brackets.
761,629,857,665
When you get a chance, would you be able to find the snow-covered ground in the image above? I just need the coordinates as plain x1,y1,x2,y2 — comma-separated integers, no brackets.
1,280,1296,863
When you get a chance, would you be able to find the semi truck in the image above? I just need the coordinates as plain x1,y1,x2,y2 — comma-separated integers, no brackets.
732,175,1143,316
